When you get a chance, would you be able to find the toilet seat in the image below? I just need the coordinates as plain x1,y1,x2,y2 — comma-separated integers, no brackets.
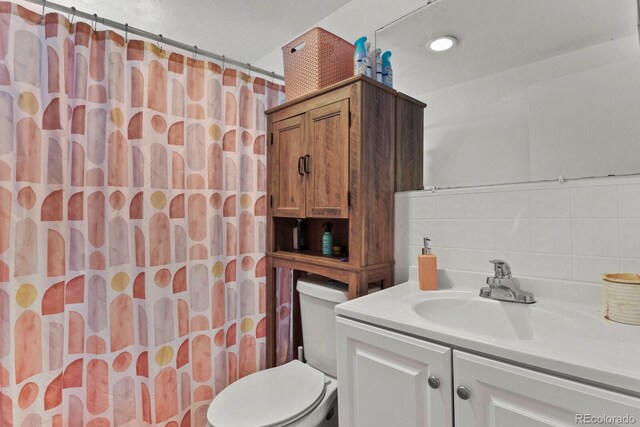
207,360,327,427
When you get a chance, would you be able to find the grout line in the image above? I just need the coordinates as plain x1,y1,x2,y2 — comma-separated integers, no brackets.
569,187,576,280
617,185,623,272
526,190,533,274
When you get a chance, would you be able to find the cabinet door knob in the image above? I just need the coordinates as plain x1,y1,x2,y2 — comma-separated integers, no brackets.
303,154,310,174
456,386,471,400
427,376,440,389
298,157,304,176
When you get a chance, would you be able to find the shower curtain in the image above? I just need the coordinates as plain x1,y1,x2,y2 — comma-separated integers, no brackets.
0,3,285,425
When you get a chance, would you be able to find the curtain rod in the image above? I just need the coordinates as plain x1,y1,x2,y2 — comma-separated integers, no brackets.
24,0,285,81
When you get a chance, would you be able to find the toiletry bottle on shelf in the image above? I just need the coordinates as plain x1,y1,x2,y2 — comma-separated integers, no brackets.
293,219,306,251
322,222,334,255
364,42,373,78
382,51,393,88
374,48,383,82
298,219,307,250
418,237,437,290
354,37,367,76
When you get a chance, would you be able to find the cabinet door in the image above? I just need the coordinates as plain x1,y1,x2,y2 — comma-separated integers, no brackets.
306,99,350,218
272,115,306,218
336,317,453,427
454,350,640,426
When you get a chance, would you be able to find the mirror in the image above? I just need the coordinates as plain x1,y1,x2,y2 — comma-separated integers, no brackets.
376,0,640,188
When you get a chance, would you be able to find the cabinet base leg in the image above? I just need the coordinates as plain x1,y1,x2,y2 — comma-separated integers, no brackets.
348,271,369,300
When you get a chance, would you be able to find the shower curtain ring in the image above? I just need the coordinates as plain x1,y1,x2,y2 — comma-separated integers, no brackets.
69,6,76,25
222,55,226,70
157,34,163,52
41,0,46,23
247,63,251,77
271,71,275,83
124,23,128,43
193,46,198,61
92,13,98,31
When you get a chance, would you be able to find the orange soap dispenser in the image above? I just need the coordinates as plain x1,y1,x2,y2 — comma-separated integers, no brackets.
418,237,438,291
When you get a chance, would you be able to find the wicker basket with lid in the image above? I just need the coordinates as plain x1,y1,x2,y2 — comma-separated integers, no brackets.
282,27,355,100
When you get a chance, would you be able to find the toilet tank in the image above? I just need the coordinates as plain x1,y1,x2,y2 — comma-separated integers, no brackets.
296,275,348,378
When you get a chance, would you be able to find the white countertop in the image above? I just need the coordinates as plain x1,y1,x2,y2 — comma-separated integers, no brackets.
335,269,640,397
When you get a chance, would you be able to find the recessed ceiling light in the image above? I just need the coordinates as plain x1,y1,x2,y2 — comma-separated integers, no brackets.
427,36,458,52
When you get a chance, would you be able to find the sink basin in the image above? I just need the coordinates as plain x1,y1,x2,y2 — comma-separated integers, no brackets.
411,292,603,341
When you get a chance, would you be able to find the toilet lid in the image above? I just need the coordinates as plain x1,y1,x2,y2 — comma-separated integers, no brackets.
207,360,327,427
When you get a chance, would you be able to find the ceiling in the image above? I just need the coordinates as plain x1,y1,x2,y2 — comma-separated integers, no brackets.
47,0,351,65
378,0,639,94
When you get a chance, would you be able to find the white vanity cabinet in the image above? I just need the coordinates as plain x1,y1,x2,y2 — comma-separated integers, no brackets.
336,317,453,427
337,316,640,427
454,351,640,426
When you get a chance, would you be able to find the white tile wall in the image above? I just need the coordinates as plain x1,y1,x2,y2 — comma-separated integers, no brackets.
396,178,640,284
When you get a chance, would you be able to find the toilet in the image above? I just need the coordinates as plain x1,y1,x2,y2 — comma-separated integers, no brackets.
207,275,346,427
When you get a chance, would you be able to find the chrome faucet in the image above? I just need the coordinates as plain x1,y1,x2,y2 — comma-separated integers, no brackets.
479,260,535,304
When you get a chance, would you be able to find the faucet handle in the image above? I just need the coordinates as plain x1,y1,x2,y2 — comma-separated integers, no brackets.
489,259,512,278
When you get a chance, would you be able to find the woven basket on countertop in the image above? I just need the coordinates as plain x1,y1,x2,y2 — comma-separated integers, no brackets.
602,273,640,325
282,27,355,100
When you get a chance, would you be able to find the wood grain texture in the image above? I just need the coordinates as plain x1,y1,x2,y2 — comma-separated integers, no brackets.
270,86,351,125
359,81,395,267
268,253,392,282
265,76,395,116
265,76,423,368
272,115,306,217
306,99,350,218
395,94,425,192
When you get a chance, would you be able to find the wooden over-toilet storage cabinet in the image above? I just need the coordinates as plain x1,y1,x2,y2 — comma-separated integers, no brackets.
265,76,425,367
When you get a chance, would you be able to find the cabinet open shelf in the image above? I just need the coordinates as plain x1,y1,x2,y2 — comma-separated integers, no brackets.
273,217,349,255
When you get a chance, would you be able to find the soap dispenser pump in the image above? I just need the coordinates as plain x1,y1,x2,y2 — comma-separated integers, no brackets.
322,222,334,255
418,237,437,290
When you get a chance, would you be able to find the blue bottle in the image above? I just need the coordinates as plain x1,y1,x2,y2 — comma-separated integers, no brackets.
381,51,393,88
322,222,333,255
354,37,368,76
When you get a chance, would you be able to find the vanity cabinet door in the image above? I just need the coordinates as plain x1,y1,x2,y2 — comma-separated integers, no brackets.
336,317,453,427
453,350,640,426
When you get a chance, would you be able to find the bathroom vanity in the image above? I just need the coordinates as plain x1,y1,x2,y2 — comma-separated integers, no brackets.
335,269,640,426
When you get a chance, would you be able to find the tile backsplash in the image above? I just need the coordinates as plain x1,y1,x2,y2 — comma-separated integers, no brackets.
394,177,640,284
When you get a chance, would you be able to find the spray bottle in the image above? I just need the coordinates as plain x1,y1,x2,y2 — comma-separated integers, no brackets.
382,51,393,88
364,42,373,78
354,37,368,76
374,48,383,82
322,222,334,255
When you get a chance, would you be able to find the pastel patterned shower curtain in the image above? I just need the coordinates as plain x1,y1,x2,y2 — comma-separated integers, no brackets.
0,3,284,425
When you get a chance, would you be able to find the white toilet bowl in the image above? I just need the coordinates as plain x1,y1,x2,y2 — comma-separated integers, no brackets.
206,360,338,427
207,276,347,427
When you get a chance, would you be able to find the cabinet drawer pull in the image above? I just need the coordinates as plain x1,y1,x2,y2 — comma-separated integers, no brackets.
298,157,304,176
456,386,471,400
304,154,310,174
427,376,440,389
